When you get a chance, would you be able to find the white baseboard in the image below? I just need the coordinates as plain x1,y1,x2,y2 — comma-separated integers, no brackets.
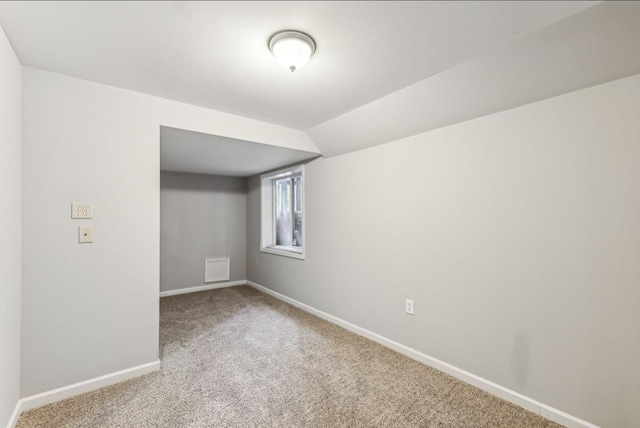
6,399,22,428
10,359,160,424
246,281,598,428
159,280,246,297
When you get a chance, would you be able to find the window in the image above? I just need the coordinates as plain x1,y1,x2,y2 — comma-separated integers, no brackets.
260,165,305,259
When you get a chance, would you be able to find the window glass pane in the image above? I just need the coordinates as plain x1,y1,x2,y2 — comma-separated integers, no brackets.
293,176,302,247
275,178,292,246
261,166,304,257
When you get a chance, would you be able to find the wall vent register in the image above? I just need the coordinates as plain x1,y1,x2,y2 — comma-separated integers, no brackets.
204,257,230,283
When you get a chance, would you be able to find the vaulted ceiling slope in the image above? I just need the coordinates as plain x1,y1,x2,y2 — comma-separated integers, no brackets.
2,1,639,158
310,1,640,157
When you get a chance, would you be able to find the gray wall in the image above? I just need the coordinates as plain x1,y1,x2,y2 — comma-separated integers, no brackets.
248,73,640,427
19,64,310,399
0,24,22,426
20,68,162,397
160,172,246,292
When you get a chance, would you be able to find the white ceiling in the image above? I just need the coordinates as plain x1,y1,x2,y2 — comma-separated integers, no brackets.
0,1,596,131
160,127,319,177
2,1,640,171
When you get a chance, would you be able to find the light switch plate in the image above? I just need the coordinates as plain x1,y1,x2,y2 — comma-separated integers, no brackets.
72,203,92,219
78,226,94,243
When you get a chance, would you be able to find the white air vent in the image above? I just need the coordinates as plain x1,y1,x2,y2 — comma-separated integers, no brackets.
204,257,230,283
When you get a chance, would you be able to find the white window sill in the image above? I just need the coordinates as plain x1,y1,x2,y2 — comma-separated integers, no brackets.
261,245,305,260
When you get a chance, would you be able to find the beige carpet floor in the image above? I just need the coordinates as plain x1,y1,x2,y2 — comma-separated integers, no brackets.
17,286,561,427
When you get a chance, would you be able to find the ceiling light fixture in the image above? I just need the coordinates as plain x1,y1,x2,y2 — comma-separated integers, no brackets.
268,30,316,72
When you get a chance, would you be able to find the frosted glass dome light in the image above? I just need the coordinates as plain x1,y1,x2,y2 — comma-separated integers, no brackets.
268,30,316,72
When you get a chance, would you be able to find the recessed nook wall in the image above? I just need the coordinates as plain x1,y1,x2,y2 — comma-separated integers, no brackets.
160,172,247,293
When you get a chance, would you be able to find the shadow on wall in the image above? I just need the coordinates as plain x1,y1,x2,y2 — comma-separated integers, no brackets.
160,172,247,193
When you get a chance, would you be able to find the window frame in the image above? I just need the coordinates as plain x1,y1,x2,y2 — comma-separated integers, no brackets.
260,165,305,260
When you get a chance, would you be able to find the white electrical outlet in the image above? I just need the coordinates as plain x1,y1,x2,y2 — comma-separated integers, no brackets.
78,225,94,243
405,299,414,315
72,203,93,219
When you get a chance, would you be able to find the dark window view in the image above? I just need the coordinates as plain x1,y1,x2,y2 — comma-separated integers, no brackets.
275,175,302,249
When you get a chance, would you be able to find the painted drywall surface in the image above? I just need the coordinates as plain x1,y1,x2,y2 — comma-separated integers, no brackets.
309,2,640,159
160,172,246,292
248,73,640,427
20,67,311,397
156,100,319,154
0,24,22,426
308,2,640,158
21,68,160,397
